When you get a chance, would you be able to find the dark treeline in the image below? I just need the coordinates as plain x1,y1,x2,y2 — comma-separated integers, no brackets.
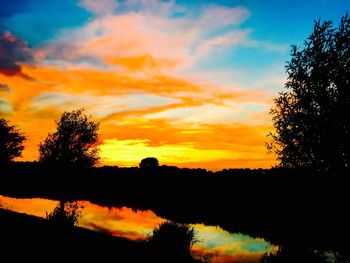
1,162,349,255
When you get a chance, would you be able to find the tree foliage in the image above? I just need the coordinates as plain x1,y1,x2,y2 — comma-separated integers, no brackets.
0,118,26,164
39,109,100,168
139,157,159,170
268,14,350,172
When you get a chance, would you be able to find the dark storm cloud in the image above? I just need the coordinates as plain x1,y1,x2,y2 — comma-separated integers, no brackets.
0,31,34,79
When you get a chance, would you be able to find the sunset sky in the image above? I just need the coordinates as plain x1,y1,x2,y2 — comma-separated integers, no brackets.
0,0,348,170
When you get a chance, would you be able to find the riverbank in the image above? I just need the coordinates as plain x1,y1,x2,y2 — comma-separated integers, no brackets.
0,208,202,262
0,208,145,261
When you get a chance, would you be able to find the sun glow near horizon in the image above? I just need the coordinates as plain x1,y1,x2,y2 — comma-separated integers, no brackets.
100,137,276,169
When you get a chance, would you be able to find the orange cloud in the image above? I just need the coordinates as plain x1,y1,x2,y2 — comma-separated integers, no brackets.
98,119,276,169
100,120,271,149
106,54,179,73
0,62,275,169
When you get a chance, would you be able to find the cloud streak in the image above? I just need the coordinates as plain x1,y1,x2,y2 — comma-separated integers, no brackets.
78,0,118,15
42,3,251,72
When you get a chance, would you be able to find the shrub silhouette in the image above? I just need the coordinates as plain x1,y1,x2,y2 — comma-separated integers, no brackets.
0,118,26,165
46,201,83,227
139,157,159,171
39,109,100,168
147,222,198,261
268,13,350,173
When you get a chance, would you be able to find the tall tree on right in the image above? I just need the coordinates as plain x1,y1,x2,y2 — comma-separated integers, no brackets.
268,13,350,173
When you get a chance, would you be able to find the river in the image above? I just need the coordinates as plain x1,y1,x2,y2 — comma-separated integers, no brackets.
0,194,276,262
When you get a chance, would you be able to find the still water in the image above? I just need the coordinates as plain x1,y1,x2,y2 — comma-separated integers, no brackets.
0,195,275,262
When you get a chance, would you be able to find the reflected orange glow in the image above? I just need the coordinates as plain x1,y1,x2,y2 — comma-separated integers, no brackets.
0,195,165,240
191,224,272,263
80,204,166,240
0,195,275,263
0,195,57,217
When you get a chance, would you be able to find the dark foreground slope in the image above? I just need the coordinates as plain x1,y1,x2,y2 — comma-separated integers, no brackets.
0,209,146,262
0,209,202,262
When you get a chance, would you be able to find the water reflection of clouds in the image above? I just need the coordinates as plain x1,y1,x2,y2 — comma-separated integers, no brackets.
82,207,274,262
0,195,274,263
0,195,57,216
191,224,272,262
79,203,166,240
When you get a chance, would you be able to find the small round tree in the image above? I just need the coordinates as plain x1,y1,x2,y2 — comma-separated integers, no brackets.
139,157,159,170
0,118,26,165
39,109,100,168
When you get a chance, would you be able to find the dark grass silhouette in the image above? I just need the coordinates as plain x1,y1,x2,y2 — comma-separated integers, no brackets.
262,247,350,263
147,221,200,262
0,208,146,262
0,208,204,262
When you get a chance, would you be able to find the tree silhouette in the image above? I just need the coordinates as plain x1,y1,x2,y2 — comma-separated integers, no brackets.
39,109,100,168
46,200,83,227
268,13,350,172
0,118,26,165
139,157,159,171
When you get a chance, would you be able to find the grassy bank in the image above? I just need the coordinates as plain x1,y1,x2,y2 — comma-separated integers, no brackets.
0,208,202,262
